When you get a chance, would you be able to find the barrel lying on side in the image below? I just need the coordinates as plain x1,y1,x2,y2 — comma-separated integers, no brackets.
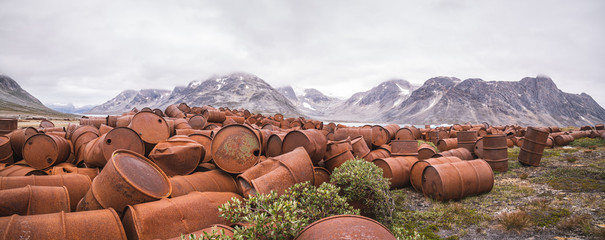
422,159,494,201
0,185,70,216
294,215,396,240
0,209,127,240
121,191,242,240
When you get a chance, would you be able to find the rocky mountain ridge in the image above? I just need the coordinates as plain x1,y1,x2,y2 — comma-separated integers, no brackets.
0,75,72,117
86,73,605,126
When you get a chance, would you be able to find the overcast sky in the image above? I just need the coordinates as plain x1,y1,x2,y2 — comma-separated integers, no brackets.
1,0,603,107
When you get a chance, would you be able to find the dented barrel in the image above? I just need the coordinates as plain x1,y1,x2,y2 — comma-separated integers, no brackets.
294,215,396,240
422,159,494,201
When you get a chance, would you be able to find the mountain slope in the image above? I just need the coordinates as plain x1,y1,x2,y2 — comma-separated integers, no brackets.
89,73,302,117
325,79,416,121
0,75,74,117
277,86,343,118
87,89,171,114
383,76,605,126
47,103,94,114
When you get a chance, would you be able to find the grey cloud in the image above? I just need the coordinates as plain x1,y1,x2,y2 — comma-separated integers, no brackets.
0,0,603,108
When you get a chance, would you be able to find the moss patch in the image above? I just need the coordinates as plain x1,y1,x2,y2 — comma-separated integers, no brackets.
531,166,605,192
570,137,605,148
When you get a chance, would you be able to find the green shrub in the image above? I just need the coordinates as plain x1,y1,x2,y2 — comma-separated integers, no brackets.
216,182,358,240
330,158,395,226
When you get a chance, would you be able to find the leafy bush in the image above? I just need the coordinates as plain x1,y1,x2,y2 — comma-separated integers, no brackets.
217,181,358,240
330,158,395,226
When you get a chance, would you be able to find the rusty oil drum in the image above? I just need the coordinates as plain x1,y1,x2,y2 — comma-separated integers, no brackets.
417,143,436,160
475,134,508,172
0,164,47,176
0,185,70,216
294,214,396,240
433,147,474,160
0,174,91,211
121,191,242,240
554,134,574,146
394,126,421,140
211,124,262,174
149,136,203,176
372,156,418,189
169,169,238,197
437,138,458,152
7,127,38,160
265,133,287,158
313,167,331,187
0,209,127,239
188,133,213,163
22,134,71,170
127,111,170,152
0,136,12,163
83,127,146,168
250,147,314,195
422,159,494,201
76,149,171,215
518,127,550,166
390,140,418,156
409,156,462,192
456,130,477,152
281,129,327,164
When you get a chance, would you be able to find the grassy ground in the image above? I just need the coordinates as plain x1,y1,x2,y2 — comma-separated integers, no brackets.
391,137,605,240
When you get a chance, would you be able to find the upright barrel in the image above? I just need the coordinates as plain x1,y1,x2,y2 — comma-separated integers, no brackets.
518,127,549,166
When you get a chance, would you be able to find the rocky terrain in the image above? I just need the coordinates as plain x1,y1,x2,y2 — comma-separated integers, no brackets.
0,75,74,118
87,89,171,114
277,86,343,118
383,76,605,126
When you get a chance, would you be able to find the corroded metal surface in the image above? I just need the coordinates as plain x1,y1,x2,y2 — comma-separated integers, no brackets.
211,124,261,173
170,169,238,197
422,159,494,201
372,156,418,189
0,174,91,211
409,156,462,192
294,214,397,240
0,185,70,216
518,127,550,166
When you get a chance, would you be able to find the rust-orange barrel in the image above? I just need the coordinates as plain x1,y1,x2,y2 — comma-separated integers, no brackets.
371,124,399,147
422,159,494,201
188,115,207,130
128,111,170,152
518,127,550,166
324,149,355,172
437,138,458,152
0,118,17,135
211,124,262,173
0,136,12,164
201,109,227,123
364,148,391,162
350,135,371,159
0,185,70,216
478,135,508,172
457,131,477,152
250,147,314,195
80,117,107,129
0,164,47,176
188,133,213,163
324,138,352,160
23,134,72,170
434,147,474,160
265,133,286,158
165,104,186,118
395,126,421,140
0,209,127,239
390,140,418,156
149,136,203,176
76,150,171,215
122,191,242,240
554,134,574,146
49,163,99,181
372,156,418,189
313,167,330,187
294,215,397,240
84,127,145,168
282,129,327,164
333,128,372,149
7,127,38,160
0,174,91,211
409,156,462,192
169,169,238,197
418,143,436,160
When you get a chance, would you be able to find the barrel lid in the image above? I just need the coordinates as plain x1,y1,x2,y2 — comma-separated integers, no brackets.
129,112,170,144
102,128,145,160
0,135,9,145
23,134,58,170
112,150,171,198
211,124,261,173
